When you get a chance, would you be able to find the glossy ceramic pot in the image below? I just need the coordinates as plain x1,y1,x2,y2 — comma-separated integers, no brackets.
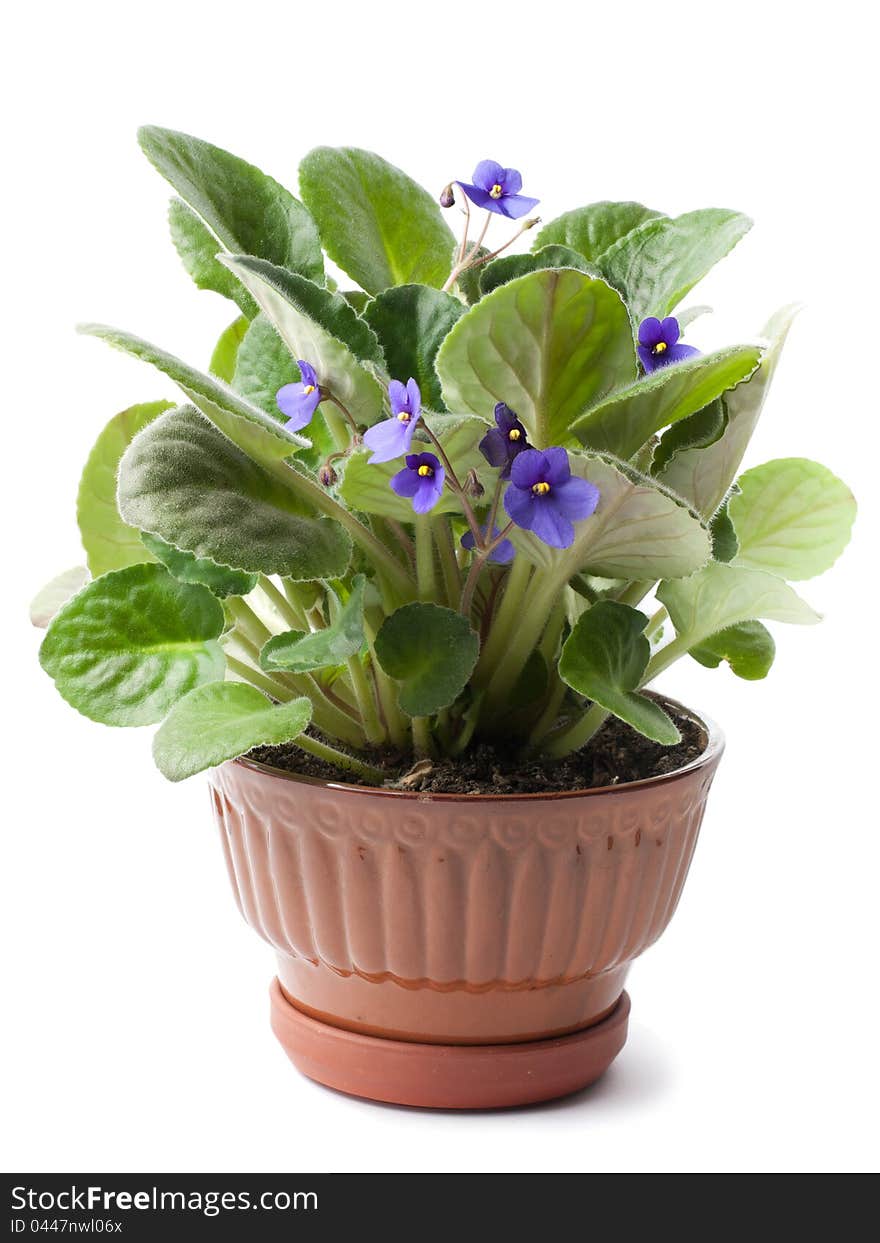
208,702,723,1108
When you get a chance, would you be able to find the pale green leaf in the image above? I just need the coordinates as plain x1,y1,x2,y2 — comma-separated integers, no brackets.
209,316,249,382
30,567,89,629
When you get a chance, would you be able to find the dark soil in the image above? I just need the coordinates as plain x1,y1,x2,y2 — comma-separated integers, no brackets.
246,700,706,795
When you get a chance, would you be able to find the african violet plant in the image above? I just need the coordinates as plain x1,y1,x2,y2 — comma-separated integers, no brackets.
32,130,856,784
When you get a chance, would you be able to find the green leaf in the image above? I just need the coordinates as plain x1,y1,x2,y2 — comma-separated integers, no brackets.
677,305,713,330
79,324,309,463
231,314,299,415
299,147,455,294
597,209,752,323
338,415,493,519
571,345,761,460
709,500,739,563
510,454,711,582
30,567,89,629
219,256,385,428
140,533,257,599
76,399,174,577
374,602,479,717
139,126,323,283
455,246,490,304
260,575,366,673
651,398,726,475
535,202,664,263
435,269,636,447
39,564,225,726
168,199,257,318
117,406,352,580
728,458,856,581
657,306,800,517
209,316,249,382
363,285,463,411
690,621,775,680
478,245,594,297
153,683,312,782
559,601,680,744
657,562,820,657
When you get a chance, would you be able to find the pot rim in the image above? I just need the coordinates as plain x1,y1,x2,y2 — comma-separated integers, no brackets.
232,695,724,803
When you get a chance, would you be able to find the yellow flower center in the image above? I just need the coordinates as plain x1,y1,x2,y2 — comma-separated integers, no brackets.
417,464,433,477
397,411,411,422
508,427,521,440
303,384,316,395
532,481,551,496
490,183,503,199
652,341,667,355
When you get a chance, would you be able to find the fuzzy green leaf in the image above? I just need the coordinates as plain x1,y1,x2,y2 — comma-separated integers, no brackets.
140,533,257,599
117,406,351,580
534,202,663,263
299,147,455,294
153,683,312,782
709,500,739,563
219,255,385,428
209,316,249,382
690,621,775,680
435,269,636,447
139,126,323,283
571,346,761,460
260,576,366,673
657,562,820,657
657,306,799,517
79,324,309,463
375,603,479,717
363,285,463,411
477,245,594,297
30,567,89,629
168,199,257,317
728,458,856,580
597,209,752,323
559,601,680,744
510,454,711,582
231,313,299,415
77,400,174,577
39,564,225,726
651,399,726,475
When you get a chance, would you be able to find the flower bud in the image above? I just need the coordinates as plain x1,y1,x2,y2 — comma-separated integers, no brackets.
439,183,456,209
318,463,338,488
464,468,485,499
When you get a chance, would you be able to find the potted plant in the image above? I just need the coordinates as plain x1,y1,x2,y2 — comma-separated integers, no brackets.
32,129,856,1109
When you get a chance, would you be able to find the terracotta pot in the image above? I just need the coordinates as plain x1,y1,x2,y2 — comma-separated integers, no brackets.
208,701,723,1108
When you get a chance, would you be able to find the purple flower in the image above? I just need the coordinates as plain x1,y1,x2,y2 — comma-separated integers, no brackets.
503,448,599,550
637,317,700,373
390,452,445,514
479,403,529,479
276,360,322,430
461,524,516,565
363,378,422,463
458,160,539,220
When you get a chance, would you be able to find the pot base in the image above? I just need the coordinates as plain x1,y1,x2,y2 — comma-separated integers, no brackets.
269,978,630,1109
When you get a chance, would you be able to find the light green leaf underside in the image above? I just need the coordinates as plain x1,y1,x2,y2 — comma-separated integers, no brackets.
510,454,711,582
139,126,323,283
76,400,174,577
39,564,225,726
657,562,820,656
78,324,309,463
435,268,636,447
30,566,89,629
572,346,761,460
260,575,366,673
728,457,856,580
559,601,680,744
153,683,312,782
220,255,385,428
117,406,351,580
299,146,455,294
690,620,775,680
374,602,479,717
657,305,799,516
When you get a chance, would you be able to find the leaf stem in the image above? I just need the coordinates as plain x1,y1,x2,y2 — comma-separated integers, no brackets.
294,733,387,784
412,716,436,758
432,516,461,606
415,515,439,603
258,575,305,631
225,653,297,703
346,656,386,746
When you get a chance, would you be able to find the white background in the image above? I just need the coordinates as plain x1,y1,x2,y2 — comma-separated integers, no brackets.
3,0,878,1175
